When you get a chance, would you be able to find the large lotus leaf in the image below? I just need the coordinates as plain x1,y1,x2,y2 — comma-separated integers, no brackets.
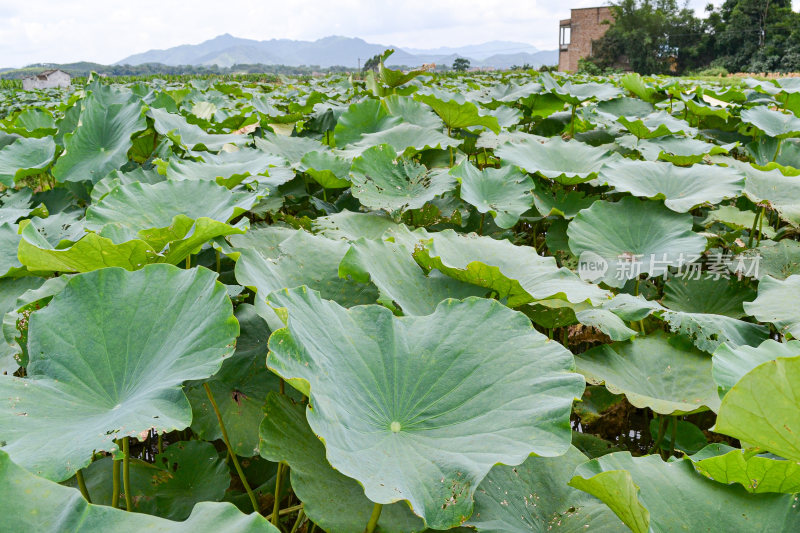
597,160,744,212
17,224,160,273
450,160,533,228
259,393,425,533
346,122,459,155
496,137,618,185
617,111,695,139
149,107,246,151
742,165,800,226
596,96,655,117
91,166,166,204
0,450,275,532
574,308,638,341
299,150,351,188
541,74,622,104
349,144,456,214
569,452,800,533
266,287,584,529
713,339,800,398
414,93,500,133
71,440,230,519
689,443,800,494
254,132,327,167
467,446,623,532
414,230,611,306
53,92,147,183
382,94,443,128
531,182,597,219
0,265,238,480
0,188,41,225
744,275,800,338
0,276,45,373
334,98,402,147
702,204,776,239
186,304,282,457
662,276,755,318
234,229,378,325
312,210,403,241
568,197,707,288
19,211,86,249
741,105,800,138
715,355,800,461
0,137,56,187
339,236,485,316
574,333,720,414
0,223,23,278
731,240,800,280
166,148,287,188
628,135,732,165
657,309,769,353
9,108,57,137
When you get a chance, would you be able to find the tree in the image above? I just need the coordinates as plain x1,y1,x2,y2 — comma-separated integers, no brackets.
362,54,381,72
452,58,471,71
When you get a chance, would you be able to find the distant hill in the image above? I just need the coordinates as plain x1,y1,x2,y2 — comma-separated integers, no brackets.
116,34,556,69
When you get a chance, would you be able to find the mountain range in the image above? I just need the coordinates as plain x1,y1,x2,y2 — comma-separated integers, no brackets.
116,34,557,69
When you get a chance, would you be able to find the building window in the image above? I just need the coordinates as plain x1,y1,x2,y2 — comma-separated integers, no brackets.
560,26,571,50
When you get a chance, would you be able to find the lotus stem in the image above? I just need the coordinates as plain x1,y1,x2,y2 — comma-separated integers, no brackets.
185,255,191,269
266,503,304,521
648,414,668,455
756,206,766,247
203,383,259,514
157,432,163,455
76,469,91,503
364,503,383,533
215,249,221,273
669,416,678,457
289,506,306,533
747,207,760,248
122,437,132,511
272,462,287,526
111,449,121,508
772,138,783,162
570,104,577,137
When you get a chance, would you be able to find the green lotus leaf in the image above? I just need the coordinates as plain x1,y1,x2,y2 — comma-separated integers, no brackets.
531,182,597,219
731,240,800,279
742,164,800,226
313,210,403,241
567,197,707,288
702,205,776,239
715,355,800,461
0,188,42,225
266,287,584,529
656,308,768,354
339,236,485,316
0,265,238,480
53,92,147,183
70,440,230,519
662,276,756,318
617,111,694,139
379,52,432,88
541,74,622,104
449,160,533,228
648,418,708,454
689,443,800,494
466,446,623,532
299,150,351,188
150,107,246,151
741,105,800,138
0,276,45,373
496,137,619,185
414,93,501,133
744,275,800,338
633,135,733,165
569,452,800,533
259,393,425,533
334,98,402,148
414,229,611,306
166,148,287,188
10,108,57,137
186,304,283,457
234,229,378,327
254,132,327,167
595,96,655,117
0,137,56,187
597,160,744,212
382,94,443,128
349,144,456,215
0,449,277,533
91,166,166,204
574,309,638,341
0,223,24,278
685,98,730,120
574,333,720,414
346,122,459,155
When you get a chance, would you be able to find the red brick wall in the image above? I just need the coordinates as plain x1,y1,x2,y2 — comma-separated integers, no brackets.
558,7,614,72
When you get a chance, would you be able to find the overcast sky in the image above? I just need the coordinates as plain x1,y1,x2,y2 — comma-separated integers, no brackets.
1,0,796,67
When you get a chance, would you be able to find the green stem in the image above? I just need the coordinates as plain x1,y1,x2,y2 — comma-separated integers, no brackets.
669,416,678,457
76,469,92,503
756,206,766,247
111,447,121,508
157,432,163,455
185,255,191,269
364,503,383,533
203,383,259,513
272,462,286,526
772,138,783,162
215,249,221,274
747,207,760,248
648,414,668,455
123,437,132,512
570,104,577,137
478,212,485,235
289,507,306,533
266,503,303,522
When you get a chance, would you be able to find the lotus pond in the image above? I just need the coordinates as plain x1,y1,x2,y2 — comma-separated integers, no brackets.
1,59,800,532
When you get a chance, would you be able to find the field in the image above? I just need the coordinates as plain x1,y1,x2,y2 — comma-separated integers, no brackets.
1,59,800,532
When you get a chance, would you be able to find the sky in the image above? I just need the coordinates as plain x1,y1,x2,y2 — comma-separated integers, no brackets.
0,0,797,68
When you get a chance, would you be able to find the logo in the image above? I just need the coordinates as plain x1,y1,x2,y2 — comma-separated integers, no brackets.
578,251,608,282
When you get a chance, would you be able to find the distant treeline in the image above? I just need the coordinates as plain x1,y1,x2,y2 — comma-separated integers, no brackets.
585,0,800,75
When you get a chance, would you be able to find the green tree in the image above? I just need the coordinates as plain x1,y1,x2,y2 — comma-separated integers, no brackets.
453,57,471,71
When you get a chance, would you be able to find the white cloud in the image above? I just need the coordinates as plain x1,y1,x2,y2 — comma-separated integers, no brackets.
0,0,796,67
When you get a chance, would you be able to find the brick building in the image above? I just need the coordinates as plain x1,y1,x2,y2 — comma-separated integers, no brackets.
558,6,614,72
